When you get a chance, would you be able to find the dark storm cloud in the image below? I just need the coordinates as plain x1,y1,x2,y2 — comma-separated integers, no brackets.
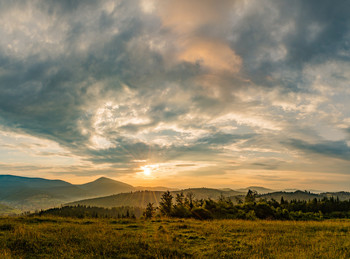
287,139,350,161
0,0,166,149
230,0,350,90
0,56,86,146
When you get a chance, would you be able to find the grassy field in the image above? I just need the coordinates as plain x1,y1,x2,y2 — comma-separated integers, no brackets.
0,217,350,258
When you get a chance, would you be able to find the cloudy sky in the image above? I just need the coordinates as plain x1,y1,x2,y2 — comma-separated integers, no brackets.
1,0,350,190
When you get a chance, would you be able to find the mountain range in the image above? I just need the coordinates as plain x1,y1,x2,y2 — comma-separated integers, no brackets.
1,174,350,214
0,175,134,211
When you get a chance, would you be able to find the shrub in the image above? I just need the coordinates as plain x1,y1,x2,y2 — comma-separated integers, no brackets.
191,208,213,220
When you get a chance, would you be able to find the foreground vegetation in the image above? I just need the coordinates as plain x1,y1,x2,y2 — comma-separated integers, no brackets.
0,216,350,258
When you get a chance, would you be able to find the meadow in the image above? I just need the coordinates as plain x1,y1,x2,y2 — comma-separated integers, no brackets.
0,216,350,258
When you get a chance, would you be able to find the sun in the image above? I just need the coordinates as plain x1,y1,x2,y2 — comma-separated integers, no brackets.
140,164,159,178
143,167,152,176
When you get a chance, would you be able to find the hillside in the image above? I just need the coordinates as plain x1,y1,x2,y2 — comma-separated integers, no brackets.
77,177,134,197
68,188,245,208
260,190,319,201
134,186,180,192
0,203,21,215
322,192,350,201
68,191,164,208
237,186,275,194
69,188,350,209
0,175,93,211
0,175,187,211
0,175,134,212
173,188,244,199
259,190,350,202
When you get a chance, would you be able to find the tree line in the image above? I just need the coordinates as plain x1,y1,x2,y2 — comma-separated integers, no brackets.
35,205,143,219
144,190,350,220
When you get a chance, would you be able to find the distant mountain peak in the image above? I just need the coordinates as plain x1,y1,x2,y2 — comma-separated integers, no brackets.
89,177,131,185
77,176,134,197
94,177,114,182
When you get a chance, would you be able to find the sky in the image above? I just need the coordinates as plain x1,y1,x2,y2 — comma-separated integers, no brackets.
1,0,350,191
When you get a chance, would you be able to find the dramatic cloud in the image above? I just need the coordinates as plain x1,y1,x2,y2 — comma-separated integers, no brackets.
0,0,350,190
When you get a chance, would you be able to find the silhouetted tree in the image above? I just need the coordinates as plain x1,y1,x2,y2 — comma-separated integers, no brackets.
245,190,258,203
185,192,194,209
159,191,173,216
175,192,184,205
143,203,155,219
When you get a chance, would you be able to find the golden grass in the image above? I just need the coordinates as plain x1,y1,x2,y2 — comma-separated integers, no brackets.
0,217,349,258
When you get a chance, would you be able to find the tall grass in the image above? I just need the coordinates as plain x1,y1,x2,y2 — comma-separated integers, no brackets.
0,216,349,258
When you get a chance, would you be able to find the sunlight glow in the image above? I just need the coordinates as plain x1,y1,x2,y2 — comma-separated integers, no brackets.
143,167,151,176
140,164,159,178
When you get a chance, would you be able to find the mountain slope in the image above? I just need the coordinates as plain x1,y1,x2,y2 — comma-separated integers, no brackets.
68,191,164,208
68,188,245,208
0,203,21,215
259,191,319,201
0,175,91,199
0,175,92,211
173,188,244,200
0,175,137,211
259,190,350,202
77,177,134,197
134,186,180,192
0,174,71,190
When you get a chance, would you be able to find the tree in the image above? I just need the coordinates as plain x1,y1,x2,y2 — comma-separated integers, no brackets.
280,196,285,204
235,197,243,204
185,192,194,209
159,191,173,216
172,192,191,218
245,189,258,203
175,192,184,206
143,203,156,219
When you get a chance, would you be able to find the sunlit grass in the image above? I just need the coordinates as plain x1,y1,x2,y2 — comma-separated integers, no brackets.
0,216,349,258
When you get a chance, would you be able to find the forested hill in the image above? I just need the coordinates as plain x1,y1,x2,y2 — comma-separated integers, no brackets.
259,190,350,202
68,188,245,208
68,189,350,209
68,191,164,208
0,175,171,212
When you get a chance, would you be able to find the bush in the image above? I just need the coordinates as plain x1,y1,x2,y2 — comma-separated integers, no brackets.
171,205,192,218
254,202,276,219
191,208,213,220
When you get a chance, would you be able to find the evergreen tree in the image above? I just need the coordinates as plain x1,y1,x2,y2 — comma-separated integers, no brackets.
280,196,285,204
175,192,184,205
143,203,155,219
186,192,194,209
245,189,257,203
159,191,173,216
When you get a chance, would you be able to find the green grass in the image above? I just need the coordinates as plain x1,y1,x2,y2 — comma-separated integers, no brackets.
0,216,350,258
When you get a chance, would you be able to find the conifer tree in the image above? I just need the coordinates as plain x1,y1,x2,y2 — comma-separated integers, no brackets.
159,191,173,216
